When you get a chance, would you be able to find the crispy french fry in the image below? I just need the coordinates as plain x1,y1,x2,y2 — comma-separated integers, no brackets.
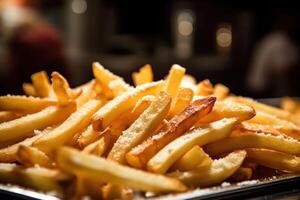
34,100,103,154
51,72,71,102
0,133,43,162
213,83,229,100
31,71,52,98
83,136,107,157
57,147,187,193
248,111,300,140
180,75,197,92
165,64,186,100
0,163,69,193
93,62,131,97
0,95,58,112
169,150,246,187
22,83,37,97
229,167,252,182
75,80,98,107
132,95,155,114
168,88,194,119
172,146,212,171
126,97,216,169
0,111,22,123
197,101,256,124
147,118,237,174
247,148,300,173
0,103,76,147
132,64,153,86
92,80,164,131
102,184,133,200
196,79,214,96
108,91,171,164
204,132,300,156
228,96,292,121
17,145,53,168
77,125,102,149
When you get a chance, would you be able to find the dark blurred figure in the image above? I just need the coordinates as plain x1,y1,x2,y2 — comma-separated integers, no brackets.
0,0,67,94
246,15,300,97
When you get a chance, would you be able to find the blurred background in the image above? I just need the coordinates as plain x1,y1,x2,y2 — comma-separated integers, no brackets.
0,0,300,98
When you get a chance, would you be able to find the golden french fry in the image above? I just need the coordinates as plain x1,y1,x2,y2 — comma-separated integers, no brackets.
34,100,103,154
172,146,212,171
102,184,133,200
108,91,171,164
0,163,69,194
147,118,237,174
204,132,300,156
77,125,102,149
247,148,300,173
31,71,52,98
0,111,22,123
180,75,197,92
0,95,58,112
131,95,155,114
196,79,214,96
22,83,37,97
93,62,132,97
248,111,300,140
57,147,187,193
17,145,53,168
0,103,76,147
213,83,229,100
51,72,71,102
165,64,186,100
168,87,194,119
169,150,246,187
132,64,153,86
83,137,107,156
0,133,43,162
92,80,164,131
197,101,256,124
229,167,252,182
75,80,98,107
127,97,216,169
227,96,293,121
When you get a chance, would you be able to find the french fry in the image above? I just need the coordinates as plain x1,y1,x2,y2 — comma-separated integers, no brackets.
172,146,212,171
0,163,69,194
77,125,102,149
92,80,164,131
126,97,216,169
147,118,237,174
165,64,186,100
0,95,58,112
180,75,197,92
57,147,187,193
196,79,214,96
108,91,171,164
0,111,22,123
204,132,300,156
0,103,76,147
229,167,253,182
168,150,246,187
22,83,37,97
34,100,103,154
83,136,107,156
51,72,71,102
248,111,300,140
31,71,52,98
213,83,229,100
75,80,98,107
93,62,132,97
281,97,300,114
246,148,300,173
0,133,43,162
17,145,53,168
132,64,153,86
228,96,292,121
167,88,194,119
197,101,255,124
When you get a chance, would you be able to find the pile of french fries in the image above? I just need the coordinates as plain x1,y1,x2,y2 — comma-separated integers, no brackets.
0,62,300,199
